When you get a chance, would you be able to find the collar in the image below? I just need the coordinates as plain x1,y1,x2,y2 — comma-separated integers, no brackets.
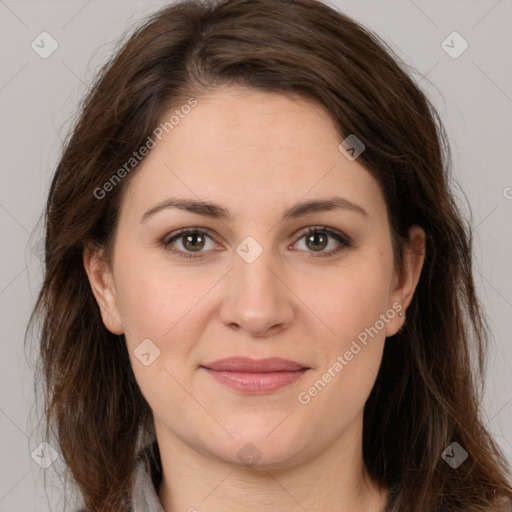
130,442,165,512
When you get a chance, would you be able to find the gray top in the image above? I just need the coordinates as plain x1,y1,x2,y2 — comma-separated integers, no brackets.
130,445,165,512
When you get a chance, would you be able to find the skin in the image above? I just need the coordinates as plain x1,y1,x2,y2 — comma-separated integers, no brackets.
84,86,425,512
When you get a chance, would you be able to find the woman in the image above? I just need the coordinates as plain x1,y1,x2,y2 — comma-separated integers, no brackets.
27,0,512,510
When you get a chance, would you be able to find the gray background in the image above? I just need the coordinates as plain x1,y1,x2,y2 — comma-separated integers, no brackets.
1,0,511,510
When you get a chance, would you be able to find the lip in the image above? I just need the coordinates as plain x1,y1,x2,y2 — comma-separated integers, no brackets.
202,357,307,372
200,357,310,394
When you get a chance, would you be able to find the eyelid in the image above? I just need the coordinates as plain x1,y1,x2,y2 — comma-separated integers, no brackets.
162,227,219,256
292,225,352,245
289,226,351,259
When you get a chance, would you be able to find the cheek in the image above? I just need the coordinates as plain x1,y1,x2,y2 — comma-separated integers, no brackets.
120,274,198,423
114,252,212,379
311,254,394,345
297,274,390,433
114,252,194,338
298,250,393,407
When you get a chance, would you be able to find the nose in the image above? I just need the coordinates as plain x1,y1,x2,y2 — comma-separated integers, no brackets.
218,243,294,338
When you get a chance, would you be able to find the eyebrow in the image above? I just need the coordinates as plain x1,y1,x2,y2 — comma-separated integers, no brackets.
140,196,368,223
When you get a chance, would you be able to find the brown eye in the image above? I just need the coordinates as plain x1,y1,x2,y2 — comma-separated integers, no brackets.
163,226,351,260
181,232,206,252
305,231,328,251
293,227,351,258
163,229,216,259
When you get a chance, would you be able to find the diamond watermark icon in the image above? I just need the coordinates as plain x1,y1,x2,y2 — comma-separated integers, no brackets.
237,442,263,468
441,442,468,468
441,32,468,59
31,442,59,469
31,237,45,262
338,134,365,161
236,236,263,264
31,32,59,59
134,338,161,366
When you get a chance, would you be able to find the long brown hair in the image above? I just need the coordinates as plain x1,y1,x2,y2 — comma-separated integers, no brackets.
26,0,512,510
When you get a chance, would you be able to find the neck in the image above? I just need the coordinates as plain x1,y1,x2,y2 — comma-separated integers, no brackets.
155,413,388,512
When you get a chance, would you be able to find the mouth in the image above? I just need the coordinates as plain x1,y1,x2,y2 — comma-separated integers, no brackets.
199,357,310,394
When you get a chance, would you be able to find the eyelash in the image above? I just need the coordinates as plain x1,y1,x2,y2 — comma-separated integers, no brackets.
162,226,351,260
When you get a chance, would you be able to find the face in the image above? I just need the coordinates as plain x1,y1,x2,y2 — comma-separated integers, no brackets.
85,86,424,470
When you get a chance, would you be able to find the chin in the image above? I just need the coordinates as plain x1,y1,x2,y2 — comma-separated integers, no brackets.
205,428,309,470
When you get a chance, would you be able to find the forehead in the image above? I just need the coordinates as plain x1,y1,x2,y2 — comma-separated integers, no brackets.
120,87,386,224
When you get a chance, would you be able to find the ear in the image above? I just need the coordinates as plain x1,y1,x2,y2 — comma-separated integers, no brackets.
386,225,426,337
83,243,124,335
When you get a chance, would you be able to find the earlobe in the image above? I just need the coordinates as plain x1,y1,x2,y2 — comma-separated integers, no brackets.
386,225,426,337
82,244,124,335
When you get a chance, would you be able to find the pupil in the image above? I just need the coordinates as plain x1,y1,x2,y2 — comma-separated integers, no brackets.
307,232,326,251
184,233,204,251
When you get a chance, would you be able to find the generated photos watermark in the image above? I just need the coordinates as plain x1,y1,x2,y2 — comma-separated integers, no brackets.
93,97,198,200
297,302,403,405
